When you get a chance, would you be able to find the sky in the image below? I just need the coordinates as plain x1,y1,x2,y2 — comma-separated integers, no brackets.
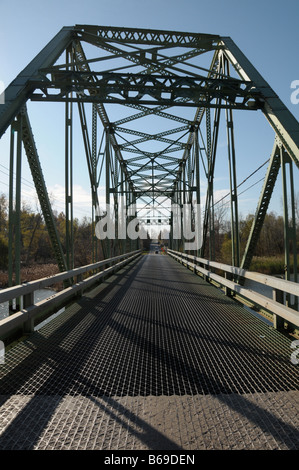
0,0,298,225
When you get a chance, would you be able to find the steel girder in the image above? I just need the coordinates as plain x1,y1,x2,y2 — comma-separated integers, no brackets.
0,27,74,140
0,25,298,282
21,108,67,272
221,37,299,169
29,71,262,110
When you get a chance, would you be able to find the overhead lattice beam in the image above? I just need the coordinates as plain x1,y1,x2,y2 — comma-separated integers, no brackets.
29,70,263,110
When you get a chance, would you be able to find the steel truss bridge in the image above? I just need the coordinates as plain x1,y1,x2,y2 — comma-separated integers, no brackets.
0,26,299,451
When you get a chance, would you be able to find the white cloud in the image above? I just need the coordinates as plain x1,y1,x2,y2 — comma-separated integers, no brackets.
49,184,95,219
20,183,96,220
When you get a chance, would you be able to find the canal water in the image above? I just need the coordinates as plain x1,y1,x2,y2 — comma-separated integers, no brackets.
0,288,65,330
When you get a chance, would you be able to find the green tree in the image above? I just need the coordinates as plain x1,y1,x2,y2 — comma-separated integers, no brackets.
0,234,8,269
220,233,232,264
0,193,8,236
74,216,93,266
20,203,43,265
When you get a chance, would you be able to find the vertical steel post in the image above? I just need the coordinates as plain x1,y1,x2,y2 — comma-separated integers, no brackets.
224,56,240,267
127,178,131,253
92,103,98,263
169,199,174,251
179,179,182,252
208,186,215,260
132,191,139,251
171,188,176,251
195,130,201,257
8,122,15,292
289,159,298,311
289,160,298,284
281,148,290,288
225,108,240,267
8,114,22,311
175,187,178,252
15,114,22,290
206,107,216,261
120,169,126,254
65,47,74,270
126,181,130,252
114,149,119,257
92,203,95,263
182,162,186,252
105,127,111,259
281,147,298,310
178,176,182,252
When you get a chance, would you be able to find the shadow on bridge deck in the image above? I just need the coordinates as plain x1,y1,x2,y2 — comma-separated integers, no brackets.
0,254,298,450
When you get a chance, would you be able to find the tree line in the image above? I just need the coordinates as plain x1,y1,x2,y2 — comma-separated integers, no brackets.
211,200,298,273
0,192,297,274
0,193,95,270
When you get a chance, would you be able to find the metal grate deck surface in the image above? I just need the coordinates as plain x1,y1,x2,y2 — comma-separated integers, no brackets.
0,254,298,450
0,254,298,396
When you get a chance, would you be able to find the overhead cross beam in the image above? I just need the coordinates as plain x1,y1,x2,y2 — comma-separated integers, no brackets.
29,70,262,110
74,24,220,48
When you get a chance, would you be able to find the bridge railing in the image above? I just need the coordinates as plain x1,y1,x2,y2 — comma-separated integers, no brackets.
0,250,141,343
167,249,299,331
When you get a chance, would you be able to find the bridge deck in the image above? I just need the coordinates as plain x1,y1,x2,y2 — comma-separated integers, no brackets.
0,254,298,450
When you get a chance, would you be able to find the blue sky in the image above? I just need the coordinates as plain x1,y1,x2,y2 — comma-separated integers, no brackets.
0,0,298,222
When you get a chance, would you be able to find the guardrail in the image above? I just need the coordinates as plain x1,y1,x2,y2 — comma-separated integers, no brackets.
167,249,299,331
0,250,141,342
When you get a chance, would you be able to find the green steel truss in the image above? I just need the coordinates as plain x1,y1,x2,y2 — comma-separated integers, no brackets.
0,25,298,297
